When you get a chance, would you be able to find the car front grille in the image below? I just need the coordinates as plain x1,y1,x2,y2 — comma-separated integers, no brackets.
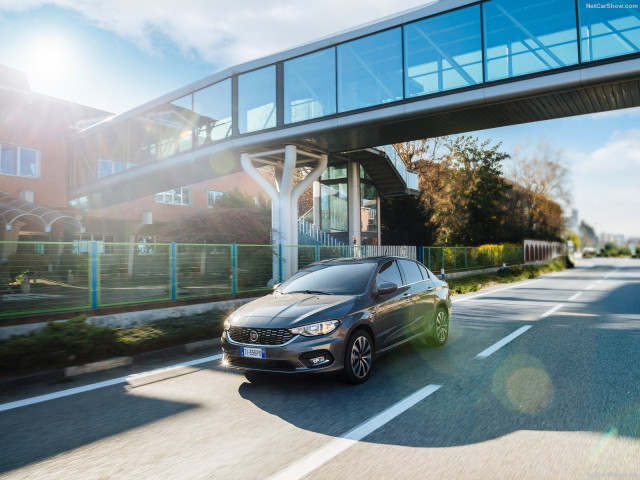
228,326,295,345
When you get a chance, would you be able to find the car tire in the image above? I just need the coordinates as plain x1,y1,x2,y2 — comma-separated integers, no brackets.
425,307,449,347
343,330,373,385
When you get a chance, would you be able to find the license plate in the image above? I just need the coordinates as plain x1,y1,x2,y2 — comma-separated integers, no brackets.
241,347,265,359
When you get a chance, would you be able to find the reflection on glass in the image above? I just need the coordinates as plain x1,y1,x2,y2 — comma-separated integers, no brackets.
321,164,347,180
338,28,403,112
285,48,336,123
194,79,232,143
154,94,197,159
405,5,482,97
238,66,277,133
484,0,579,81
578,1,640,62
360,183,378,234
320,183,348,232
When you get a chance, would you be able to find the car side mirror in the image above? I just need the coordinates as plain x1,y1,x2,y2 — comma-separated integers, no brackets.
376,281,397,296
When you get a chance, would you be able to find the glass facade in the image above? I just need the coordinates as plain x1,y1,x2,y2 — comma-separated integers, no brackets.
71,0,640,189
361,183,378,234
194,79,232,143
238,66,277,133
285,48,336,123
338,28,403,112
484,0,579,82
578,1,640,62
405,5,482,97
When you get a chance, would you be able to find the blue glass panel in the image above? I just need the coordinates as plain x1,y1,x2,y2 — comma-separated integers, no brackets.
238,66,277,133
193,79,232,143
484,0,579,81
404,5,482,97
338,28,403,112
578,1,640,62
285,48,336,123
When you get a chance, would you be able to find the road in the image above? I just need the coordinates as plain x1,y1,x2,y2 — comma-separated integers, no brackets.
1,258,639,479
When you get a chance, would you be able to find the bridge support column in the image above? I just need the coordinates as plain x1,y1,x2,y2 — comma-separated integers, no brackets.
348,161,361,253
241,146,327,283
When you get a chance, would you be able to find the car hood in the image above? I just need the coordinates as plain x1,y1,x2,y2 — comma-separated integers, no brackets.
231,293,356,328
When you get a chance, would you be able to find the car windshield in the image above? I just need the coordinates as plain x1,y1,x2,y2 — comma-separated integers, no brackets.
278,262,376,295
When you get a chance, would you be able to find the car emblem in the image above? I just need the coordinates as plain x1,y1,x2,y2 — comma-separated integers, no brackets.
249,330,259,342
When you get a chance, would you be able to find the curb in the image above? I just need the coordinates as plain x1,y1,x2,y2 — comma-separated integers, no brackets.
0,337,221,392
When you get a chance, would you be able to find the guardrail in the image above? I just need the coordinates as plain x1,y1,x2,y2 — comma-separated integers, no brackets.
0,241,523,318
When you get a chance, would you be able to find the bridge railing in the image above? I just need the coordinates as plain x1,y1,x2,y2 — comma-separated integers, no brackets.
1,241,524,318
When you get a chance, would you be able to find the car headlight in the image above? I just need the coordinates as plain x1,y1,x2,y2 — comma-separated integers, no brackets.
223,316,234,331
288,320,340,336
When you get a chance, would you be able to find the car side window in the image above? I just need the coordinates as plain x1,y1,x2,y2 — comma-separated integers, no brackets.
418,263,430,280
377,261,403,286
399,259,423,284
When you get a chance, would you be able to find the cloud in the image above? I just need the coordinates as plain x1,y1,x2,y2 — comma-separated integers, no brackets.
567,129,640,237
0,0,432,69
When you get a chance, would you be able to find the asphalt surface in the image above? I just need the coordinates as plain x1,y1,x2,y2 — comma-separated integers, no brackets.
0,258,638,479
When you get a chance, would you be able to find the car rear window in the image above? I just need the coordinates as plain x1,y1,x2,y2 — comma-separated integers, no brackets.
399,259,423,284
279,263,376,295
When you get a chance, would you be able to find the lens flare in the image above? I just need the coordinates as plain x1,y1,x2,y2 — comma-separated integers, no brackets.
492,354,554,414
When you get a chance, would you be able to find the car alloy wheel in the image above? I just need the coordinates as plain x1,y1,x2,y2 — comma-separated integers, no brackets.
425,308,449,347
344,330,373,384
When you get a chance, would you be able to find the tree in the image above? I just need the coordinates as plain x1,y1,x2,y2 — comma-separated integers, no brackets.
578,220,598,247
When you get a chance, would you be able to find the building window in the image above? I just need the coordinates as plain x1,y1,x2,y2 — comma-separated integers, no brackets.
483,0,579,82
98,159,137,178
194,79,233,143
285,48,337,124
0,143,39,177
404,5,482,98
337,28,403,112
73,234,118,254
578,1,640,62
155,187,192,206
207,190,229,208
238,66,277,133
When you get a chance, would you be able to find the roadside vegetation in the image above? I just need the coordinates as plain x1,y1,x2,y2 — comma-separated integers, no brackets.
1,258,571,379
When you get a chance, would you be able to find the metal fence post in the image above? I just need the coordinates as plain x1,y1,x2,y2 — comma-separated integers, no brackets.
232,243,237,295
465,247,468,270
441,246,445,279
454,246,457,271
278,244,283,284
171,242,177,301
427,247,431,269
91,241,98,310
315,244,320,262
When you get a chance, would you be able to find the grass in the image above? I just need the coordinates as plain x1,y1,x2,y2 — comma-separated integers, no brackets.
1,257,571,379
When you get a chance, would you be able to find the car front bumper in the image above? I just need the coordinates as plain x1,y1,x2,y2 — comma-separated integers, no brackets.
221,330,345,374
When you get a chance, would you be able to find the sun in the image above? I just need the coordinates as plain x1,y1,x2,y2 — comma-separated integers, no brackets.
24,34,75,85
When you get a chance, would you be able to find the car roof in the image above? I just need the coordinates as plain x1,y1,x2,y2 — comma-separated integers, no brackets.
306,256,416,267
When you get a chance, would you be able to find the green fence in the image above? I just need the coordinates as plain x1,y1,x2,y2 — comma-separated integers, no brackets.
0,241,523,318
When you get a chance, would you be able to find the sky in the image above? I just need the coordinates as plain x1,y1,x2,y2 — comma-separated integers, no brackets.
0,0,639,240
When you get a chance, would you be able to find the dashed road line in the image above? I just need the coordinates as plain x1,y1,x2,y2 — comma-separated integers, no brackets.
268,384,442,480
540,304,564,318
569,292,583,301
476,326,532,359
0,354,222,413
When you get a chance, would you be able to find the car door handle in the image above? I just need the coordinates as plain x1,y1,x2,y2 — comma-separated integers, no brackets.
402,293,411,298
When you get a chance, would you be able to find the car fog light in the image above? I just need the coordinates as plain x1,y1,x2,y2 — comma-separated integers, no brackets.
310,356,325,365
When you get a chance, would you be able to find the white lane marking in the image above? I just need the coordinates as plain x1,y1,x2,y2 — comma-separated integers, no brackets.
585,284,596,290
595,279,603,284
0,354,222,413
268,384,441,480
569,292,583,301
476,326,532,359
540,304,564,318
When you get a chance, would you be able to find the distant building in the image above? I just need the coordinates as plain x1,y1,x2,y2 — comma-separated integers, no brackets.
564,209,579,232
599,233,626,246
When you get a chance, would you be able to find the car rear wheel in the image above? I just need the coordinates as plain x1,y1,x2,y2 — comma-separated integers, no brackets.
426,307,449,346
343,330,373,384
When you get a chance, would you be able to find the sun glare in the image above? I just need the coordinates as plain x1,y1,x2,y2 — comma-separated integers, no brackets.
23,35,75,85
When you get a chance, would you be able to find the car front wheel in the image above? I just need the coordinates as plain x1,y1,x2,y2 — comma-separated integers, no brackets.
343,330,373,384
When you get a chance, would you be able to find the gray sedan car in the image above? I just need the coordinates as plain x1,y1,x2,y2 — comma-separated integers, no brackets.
221,256,451,384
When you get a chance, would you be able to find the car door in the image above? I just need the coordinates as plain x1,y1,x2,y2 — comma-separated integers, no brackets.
415,262,438,334
372,260,412,350
398,259,434,335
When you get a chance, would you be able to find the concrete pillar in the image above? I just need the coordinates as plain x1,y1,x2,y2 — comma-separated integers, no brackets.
241,147,327,283
347,161,361,252
312,181,321,228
